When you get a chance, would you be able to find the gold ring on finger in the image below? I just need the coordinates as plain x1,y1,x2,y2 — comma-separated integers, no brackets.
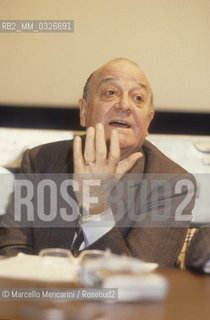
86,161,95,166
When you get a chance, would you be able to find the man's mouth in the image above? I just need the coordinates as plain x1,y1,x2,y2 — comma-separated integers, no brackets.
109,120,131,129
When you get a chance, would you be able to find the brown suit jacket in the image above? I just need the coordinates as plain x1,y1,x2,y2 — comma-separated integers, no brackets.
0,138,196,267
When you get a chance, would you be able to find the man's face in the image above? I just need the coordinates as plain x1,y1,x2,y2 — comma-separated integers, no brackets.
79,60,154,159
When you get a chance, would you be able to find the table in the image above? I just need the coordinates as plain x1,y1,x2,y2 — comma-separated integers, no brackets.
0,268,209,320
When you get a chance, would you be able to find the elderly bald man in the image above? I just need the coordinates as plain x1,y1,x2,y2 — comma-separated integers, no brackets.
0,58,196,267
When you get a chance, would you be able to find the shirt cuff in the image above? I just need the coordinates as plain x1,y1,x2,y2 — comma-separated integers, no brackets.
203,258,210,273
80,207,115,247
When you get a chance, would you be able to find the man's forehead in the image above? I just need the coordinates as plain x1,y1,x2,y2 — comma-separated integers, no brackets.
92,61,149,88
97,76,148,90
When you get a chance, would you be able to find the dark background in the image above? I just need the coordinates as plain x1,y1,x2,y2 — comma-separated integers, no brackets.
1,105,210,135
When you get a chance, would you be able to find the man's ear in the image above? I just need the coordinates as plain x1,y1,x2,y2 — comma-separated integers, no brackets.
78,98,87,127
149,110,154,124
146,110,155,136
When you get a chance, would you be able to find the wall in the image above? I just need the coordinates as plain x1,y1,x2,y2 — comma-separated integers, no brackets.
0,0,209,112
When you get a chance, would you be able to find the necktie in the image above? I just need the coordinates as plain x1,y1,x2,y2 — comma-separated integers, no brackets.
71,226,84,257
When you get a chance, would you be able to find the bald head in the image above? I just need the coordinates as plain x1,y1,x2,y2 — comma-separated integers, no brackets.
82,58,153,109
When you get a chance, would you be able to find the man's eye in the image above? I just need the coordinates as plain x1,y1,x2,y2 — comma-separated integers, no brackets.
106,90,115,95
135,95,142,101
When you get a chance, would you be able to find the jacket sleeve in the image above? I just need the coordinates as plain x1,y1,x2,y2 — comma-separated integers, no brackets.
0,149,34,256
185,225,210,272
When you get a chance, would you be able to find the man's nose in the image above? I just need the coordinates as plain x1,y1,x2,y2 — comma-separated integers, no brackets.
114,93,131,112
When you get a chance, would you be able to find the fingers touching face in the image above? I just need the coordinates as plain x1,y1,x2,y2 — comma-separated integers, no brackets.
73,123,120,173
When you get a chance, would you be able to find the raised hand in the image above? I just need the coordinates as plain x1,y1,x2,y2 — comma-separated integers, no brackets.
73,123,142,214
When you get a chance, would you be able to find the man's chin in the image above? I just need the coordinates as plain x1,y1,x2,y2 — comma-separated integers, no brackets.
119,137,144,157
119,140,134,153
